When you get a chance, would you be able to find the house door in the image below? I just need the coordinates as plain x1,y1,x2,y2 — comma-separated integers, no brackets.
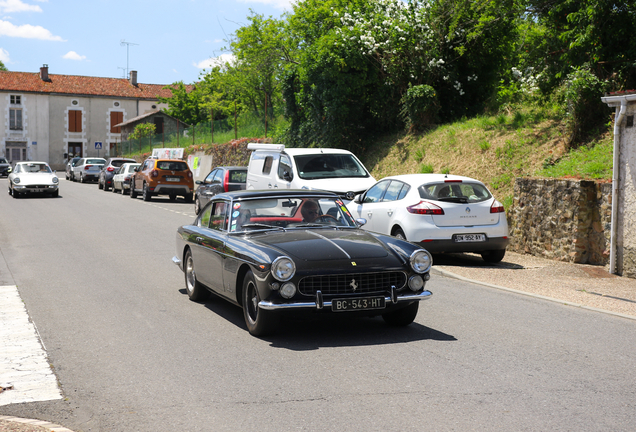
68,143,82,158
6,142,27,163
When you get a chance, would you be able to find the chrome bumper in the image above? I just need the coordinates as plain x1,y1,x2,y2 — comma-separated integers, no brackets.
172,256,183,270
258,289,432,311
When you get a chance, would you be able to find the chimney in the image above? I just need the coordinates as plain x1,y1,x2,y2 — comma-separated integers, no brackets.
40,64,49,81
129,70,138,86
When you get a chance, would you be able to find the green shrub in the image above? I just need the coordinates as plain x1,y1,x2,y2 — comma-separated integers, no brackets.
420,163,435,174
400,85,439,132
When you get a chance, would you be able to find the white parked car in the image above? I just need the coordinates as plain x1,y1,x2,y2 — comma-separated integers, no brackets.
347,174,510,263
112,163,140,194
8,161,59,198
246,143,376,199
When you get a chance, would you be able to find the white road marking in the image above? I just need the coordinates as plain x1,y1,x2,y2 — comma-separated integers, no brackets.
0,285,62,406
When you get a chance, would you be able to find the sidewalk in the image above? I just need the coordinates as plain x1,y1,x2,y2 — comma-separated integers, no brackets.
431,250,636,320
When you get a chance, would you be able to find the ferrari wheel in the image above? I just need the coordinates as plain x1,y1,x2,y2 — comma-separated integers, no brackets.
382,302,419,327
242,270,278,336
184,249,209,302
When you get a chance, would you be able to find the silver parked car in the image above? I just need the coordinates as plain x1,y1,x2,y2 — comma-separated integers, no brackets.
72,158,106,183
65,156,81,180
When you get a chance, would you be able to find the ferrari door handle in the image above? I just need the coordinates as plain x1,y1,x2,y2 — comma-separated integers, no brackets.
196,237,204,244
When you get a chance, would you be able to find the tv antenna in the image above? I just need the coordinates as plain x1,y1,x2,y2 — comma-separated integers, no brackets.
117,67,126,78
120,39,139,76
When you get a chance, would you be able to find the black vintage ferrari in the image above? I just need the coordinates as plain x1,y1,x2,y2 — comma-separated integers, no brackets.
173,190,433,336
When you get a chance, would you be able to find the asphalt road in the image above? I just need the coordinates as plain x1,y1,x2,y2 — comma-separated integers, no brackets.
1,177,635,432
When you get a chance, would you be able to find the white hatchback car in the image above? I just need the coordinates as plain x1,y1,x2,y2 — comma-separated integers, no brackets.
112,163,140,194
347,174,510,263
8,161,59,198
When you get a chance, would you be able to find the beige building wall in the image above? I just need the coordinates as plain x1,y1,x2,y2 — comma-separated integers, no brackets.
602,94,636,277
1,92,168,171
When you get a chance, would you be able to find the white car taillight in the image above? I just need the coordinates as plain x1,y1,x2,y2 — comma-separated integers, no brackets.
490,200,505,213
407,201,444,215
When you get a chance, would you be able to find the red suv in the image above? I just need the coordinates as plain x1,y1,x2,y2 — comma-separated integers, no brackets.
130,158,194,202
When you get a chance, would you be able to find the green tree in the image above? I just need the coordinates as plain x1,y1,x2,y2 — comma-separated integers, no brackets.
0,61,7,71
158,82,204,126
282,0,521,149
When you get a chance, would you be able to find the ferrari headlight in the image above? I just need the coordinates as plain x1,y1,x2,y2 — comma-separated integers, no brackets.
410,250,432,274
271,256,296,281
52,177,59,184
280,282,297,299
13,177,20,184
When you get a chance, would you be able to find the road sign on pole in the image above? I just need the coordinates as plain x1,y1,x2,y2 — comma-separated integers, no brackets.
95,142,102,157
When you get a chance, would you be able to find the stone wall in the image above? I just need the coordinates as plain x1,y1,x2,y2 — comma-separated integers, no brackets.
508,178,612,266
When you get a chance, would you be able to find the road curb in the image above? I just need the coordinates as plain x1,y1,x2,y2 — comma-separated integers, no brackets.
431,267,636,322
0,416,75,432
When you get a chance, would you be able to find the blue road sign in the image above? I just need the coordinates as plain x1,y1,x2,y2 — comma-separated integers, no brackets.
95,142,103,150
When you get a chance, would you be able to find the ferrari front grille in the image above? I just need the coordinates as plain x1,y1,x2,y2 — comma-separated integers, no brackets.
298,272,407,296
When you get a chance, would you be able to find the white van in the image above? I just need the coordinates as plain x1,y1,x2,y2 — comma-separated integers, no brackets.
246,143,376,199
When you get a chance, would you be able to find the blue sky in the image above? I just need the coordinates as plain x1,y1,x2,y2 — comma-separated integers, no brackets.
0,0,293,85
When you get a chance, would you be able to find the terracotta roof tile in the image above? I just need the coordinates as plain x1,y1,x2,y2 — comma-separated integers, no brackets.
0,71,192,99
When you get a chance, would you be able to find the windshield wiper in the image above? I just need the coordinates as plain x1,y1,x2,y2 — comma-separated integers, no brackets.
239,223,284,231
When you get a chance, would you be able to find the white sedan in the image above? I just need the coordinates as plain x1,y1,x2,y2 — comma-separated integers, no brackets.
8,161,60,198
347,174,509,263
112,163,140,194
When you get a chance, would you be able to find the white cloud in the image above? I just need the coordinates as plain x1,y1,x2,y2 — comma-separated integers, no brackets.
194,54,235,69
62,51,86,61
0,19,64,40
0,0,43,13
0,47,9,63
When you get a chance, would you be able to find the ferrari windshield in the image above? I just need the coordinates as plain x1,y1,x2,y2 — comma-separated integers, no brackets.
21,163,52,173
229,196,357,232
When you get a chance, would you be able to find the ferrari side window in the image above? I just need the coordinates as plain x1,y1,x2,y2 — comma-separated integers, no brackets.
199,205,212,228
210,202,228,231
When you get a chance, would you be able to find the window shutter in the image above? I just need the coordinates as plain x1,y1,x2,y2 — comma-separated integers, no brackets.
111,112,123,133
69,110,82,132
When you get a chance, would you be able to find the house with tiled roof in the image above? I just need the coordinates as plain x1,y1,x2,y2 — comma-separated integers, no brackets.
1,65,186,170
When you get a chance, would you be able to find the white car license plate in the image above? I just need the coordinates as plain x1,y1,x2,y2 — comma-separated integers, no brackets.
166,177,180,182
454,234,486,242
332,296,385,312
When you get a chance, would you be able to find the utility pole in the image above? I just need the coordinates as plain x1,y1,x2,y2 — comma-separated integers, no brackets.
120,40,139,76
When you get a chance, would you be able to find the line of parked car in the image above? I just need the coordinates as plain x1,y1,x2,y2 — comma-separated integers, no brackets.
65,156,196,202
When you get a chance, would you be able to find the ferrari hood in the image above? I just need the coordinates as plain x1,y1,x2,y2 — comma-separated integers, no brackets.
252,229,391,261
14,172,58,185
